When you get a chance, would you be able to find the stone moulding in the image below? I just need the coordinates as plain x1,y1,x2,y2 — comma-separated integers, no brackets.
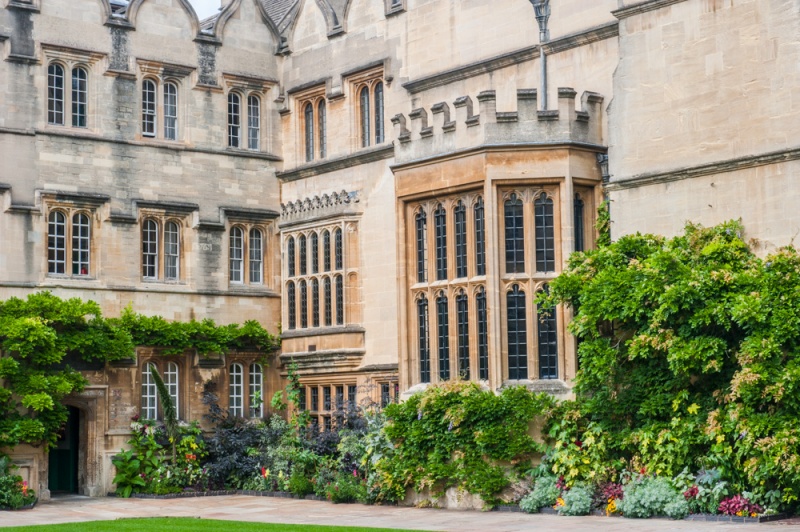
542,21,619,55
402,46,539,94
607,146,800,191
279,189,360,227
612,0,689,19
277,145,393,181
281,325,366,339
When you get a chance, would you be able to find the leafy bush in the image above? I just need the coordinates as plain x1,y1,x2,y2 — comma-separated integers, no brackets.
558,484,593,516
379,382,555,505
617,477,683,518
718,494,762,516
0,456,36,509
663,498,689,519
324,470,367,503
519,476,561,513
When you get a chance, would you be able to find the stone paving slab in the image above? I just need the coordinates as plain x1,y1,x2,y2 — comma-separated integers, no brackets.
2,495,800,532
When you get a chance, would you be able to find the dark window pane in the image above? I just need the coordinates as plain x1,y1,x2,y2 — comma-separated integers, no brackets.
477,288,489,380
415,211,427,283
287,282,296,330
323,230,331,272
505,195,524,273
324,277,332,326
474,197,485,276
299,235,307,275
434,205,447,280
418,297,430,383
300,280,308,328
455,202,467,278
311,387,319,411
574,194,585,253
312,278,320,328
535,195,556,272
334,228,343,270
304,102,314,161
311,232,319,273
374,82,384,144
456,293,469,380
318,100,327,159
335,275,344,325
507,285,528,380
437,294,450,381
537,287,559,379
287,237,296,277
360,86,370,147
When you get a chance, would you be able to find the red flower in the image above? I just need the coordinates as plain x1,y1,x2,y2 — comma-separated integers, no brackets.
574,440,582,448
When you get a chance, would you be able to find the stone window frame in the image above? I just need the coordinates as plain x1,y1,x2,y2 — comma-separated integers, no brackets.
347,66,386,150
139,357,184,421
41,45,103,131
226,359,266,419
300,380,358,430
283,223,347,331
138,210,189,283
572,187,595,254
227,222,270,287
293,85,327,163
222,73,273,153
44,204,96,279
137,60,193,143
498,186,561,279
384,0,406,17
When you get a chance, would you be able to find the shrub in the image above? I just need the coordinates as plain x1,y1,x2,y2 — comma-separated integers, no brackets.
558,484,593,516
0,456,36,509
519,476,561,513
718,494,762,517
288,469,314,497
617,477,683,518
664,498,690,520
325,470,367,503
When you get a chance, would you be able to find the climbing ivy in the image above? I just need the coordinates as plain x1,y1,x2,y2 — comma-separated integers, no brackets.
0,292,279,451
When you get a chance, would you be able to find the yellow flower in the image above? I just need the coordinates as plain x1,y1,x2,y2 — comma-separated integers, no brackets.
553,497,565,509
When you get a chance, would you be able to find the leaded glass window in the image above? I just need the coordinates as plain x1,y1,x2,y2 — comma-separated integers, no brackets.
323,230,331,272
48,211,66,274
48,63,65,125
312,278,320,327
71,67,87,128
374,82,384,145
324,276,332,326
474,197,486,276
299,234,307,275
142,219,158,279
574,194,585,253
249,228,263,284
310,232,319,273
477,287,489,380
247,95,260,150
300,280,308,328
505,194,524,273
142,79,157,137
535,195,555,272
318,100,327,159
436,292,450,381
415,210,428,283
434,204,447,281
228,92,241,148
360,86,370,148
417,296,431,383
334,228,343,270
229,227,244,283
304,102,314,162
537,287,558,379
287,237,296,277
335,275,344,325
163,82,178,140
229,363,244,417
456,291,469,380
164,221,180,280
287,281,296,330
454,201,467,278
71,213,90,276
507,284,528,380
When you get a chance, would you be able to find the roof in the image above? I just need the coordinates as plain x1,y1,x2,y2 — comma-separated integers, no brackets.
260,0,299,26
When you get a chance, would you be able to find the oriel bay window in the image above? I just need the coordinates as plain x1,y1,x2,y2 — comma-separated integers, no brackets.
285,225,347,330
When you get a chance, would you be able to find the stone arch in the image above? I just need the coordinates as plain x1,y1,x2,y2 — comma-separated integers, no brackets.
125,0,202,36
57,387,108,497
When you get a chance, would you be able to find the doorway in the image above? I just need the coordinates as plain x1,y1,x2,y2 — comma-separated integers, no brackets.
48,406,80,494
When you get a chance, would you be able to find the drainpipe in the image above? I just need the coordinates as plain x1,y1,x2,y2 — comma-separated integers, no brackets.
530,0,551,110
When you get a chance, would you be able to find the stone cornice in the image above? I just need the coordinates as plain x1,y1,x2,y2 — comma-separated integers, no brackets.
281,325,366,340
278,349,365,372
280,189,360,227
277,145,394,182
402,46,539,94
0,281,280,299
40,190,111,208
135,199,199,215
222,206,281,223
391,141,607,172
542,22,619,55
607,146,800,191
612,0,689,19
357,363,398,373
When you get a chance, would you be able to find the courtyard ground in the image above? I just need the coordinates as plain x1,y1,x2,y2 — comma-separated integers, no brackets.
2,495,800,531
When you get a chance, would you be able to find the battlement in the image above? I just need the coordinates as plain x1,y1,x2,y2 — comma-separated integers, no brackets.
391,88,604,165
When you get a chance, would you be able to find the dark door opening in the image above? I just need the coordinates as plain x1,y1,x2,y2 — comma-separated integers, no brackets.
48,406,80,494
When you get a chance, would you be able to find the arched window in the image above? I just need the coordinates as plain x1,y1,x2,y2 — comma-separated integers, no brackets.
474,197,486,276
456,291,469,379
164,221,180,280
476,287,489,380
249,363,264,418
247,95,260,150
434,204,447,280
436,292,450,381
249,228,263,284
48,63,65,125
374,82,384,145
537,287,558,379
507,284,528,380
360,86,371,148
454,201,467,278
141,362,157,420
417,295,430,383
165,361,179,415
324,276,332,326
287,236,296,277
71,67,88,128
335,275,344,325
229,363,244,417
142,219,159,279
505,194,524,273
299,234,307,275
299,280,308,328
48,211,67,274
334,228,343,270
318,100,327,159
415,210,427,283
287,281,296,330
312,278,320,327
228,92,241,148
535,195,555,272
229,226,244,283
142,79,157,137
322,230,331,272
574,194,585,253
310,232,319,273
71,213,90,276
163,82,178,140
304,102,314,162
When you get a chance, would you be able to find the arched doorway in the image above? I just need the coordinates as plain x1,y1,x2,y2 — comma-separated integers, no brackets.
48,405,80,494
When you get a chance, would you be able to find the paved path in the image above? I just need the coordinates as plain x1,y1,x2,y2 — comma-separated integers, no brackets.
2,495,800,531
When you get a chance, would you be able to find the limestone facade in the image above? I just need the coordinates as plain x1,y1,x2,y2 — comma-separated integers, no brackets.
1,0,796,499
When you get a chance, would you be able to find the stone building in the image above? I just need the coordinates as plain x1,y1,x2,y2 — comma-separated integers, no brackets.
1,0,797,499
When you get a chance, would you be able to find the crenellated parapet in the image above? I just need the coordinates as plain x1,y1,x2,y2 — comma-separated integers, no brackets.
391,88,604,165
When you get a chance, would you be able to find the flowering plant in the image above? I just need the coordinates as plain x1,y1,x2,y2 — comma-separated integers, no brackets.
718,494,762,517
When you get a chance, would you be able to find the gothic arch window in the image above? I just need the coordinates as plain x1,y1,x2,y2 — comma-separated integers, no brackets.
574,193,585,253
310,232,319,274
322,230,331,272
299,280,308,328
434,204,448,281
507,284,528,380
141,362,158,420
456,290,470,380
335,274,344,325
298,234,307,276
287,281,296,330
476,287,489,380
312,278,320,328
163,82,178,140
247,95,261,151
229,226,244,283
287,236,296,277
334,228,343,270
374,82,385,145
505,193,525,274
537,286,558,379
228,92,242,148
142,218,159,279
436,291,450,381
249,363,264,418
360,86,370,148
324,276,332,326
454,201,467,278
415,209,428,283
535,195,555,272
318,100,327,159
417,295,431,383
71,66,88,128
142,78,158,137
229,363,244,417
47,63,65,125
474,197,486,276
357,79,385,148
304,102,314,161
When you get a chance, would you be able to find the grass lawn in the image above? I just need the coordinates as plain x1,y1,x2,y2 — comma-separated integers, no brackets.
0,518,427,532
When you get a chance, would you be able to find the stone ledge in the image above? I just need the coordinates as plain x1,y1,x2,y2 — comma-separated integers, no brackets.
278,145,394,182
612,0,689,20
281,325,366,339
543,22,619,55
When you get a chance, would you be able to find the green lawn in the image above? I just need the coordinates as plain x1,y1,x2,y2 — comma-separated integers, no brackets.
1,518,427,532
